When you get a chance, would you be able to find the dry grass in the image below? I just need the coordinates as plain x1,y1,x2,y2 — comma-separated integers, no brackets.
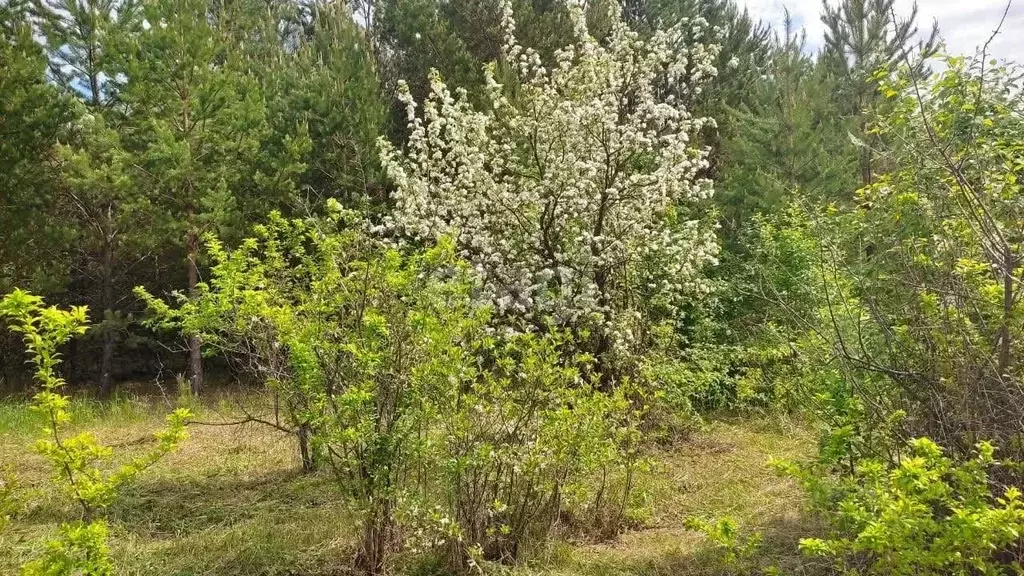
0,397,825,576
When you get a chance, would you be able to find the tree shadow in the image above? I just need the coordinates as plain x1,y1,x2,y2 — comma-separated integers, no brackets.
108,467,342,538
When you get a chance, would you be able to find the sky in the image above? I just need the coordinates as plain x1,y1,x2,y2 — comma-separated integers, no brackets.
741,0,1023,62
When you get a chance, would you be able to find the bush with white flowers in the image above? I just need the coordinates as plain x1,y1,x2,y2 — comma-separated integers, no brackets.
380,0,721,382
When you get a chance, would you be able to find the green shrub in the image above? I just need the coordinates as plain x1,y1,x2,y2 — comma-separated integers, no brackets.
684,515,762,575
20,522,114,576
786,438,1024,575
139,206,647,574
424,331,647,567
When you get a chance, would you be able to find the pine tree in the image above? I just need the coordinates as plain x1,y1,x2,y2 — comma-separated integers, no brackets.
821,0,937,185
368,0,485,107
32,0,141,106
719,12,857,234
271,1,388,207
365,0,622,126
196,0,381,209
30,0,149,394
117,0,308,394
0,0,76,295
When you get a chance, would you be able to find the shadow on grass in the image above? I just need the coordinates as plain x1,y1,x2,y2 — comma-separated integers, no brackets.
104,468,357,576
755,512,832,576
109,467,342,537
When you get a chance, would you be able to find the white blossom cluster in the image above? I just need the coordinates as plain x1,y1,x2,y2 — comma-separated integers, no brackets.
379,0,720,348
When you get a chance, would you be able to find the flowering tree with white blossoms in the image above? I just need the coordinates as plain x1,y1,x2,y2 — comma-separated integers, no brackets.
379,0,721,386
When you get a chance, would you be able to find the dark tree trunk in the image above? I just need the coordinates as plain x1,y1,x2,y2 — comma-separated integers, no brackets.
99,329,115,397
998,247,1014,375
297,423,316,472
186,228,204,396
859,114,873,187
99,235,116,398
592,185,614,392
593,313,613,392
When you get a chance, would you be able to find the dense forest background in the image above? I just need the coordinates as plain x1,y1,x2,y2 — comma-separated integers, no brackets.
0,0,911,395
4,0,1024,574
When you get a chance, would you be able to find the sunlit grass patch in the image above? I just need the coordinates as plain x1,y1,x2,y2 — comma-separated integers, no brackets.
517,415,825,576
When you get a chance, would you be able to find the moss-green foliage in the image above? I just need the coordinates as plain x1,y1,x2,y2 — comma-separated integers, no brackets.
262,0,388,207
0,1,77,295
116,0,312,273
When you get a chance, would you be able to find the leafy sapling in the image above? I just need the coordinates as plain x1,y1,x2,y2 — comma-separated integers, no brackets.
0,466,21,533
684,515,763,575
0,289,191,575
796,439,1024,576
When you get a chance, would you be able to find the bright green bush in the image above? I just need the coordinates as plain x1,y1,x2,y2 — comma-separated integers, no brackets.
785,438,1024,575
783,54,1024,464
684,515,763,575
140,203,480,572
139,205,646,573
20,522,114,576
757,54,1024,575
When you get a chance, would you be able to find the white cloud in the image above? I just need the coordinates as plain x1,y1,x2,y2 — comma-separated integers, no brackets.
742,0,1023,62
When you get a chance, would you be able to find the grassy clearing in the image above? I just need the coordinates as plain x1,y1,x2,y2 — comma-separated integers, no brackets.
1,397,823,575
522,416,825,576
